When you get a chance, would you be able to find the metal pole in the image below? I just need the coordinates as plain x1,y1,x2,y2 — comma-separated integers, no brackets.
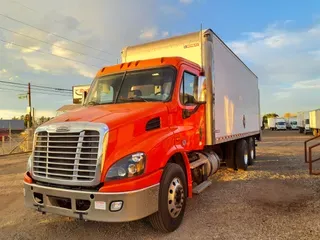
9,121,12,149
32,107,35,128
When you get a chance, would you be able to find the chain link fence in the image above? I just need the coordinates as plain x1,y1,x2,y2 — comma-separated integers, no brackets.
0,128,34,156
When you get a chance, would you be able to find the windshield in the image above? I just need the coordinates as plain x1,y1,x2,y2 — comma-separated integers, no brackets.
305,119,310,124
85,67,176,105
290,121,297,125
277,122,285,125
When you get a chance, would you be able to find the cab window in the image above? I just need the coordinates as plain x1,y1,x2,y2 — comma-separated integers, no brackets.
179,72,198,105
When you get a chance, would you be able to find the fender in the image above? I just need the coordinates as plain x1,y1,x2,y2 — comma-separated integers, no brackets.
159,145,193,198
101,126,175,182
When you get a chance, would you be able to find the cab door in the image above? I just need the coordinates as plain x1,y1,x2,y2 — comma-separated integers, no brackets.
174,64,206,151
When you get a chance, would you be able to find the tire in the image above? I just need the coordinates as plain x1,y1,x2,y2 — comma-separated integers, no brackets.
225,142,236,170
149,163,187,232
235,139,249,171
299,127,303,134
247,137,255,165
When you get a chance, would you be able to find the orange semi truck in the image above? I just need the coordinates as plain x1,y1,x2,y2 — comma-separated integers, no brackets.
24,29,261,232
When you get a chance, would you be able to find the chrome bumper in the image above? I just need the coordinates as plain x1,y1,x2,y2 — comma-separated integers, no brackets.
24,182,159,222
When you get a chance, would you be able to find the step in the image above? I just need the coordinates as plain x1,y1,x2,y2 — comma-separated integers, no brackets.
189,158,207,169
192,180,212,194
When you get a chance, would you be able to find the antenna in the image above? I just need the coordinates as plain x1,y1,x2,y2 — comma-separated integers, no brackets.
200,23,204,74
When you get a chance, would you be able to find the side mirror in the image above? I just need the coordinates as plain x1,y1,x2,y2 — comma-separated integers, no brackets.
196,76,206,103
82,91,88,105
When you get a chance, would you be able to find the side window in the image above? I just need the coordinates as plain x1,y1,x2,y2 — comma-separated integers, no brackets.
180,72,198,105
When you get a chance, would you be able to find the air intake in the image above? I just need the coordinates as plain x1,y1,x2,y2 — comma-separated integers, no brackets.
146,117,160,131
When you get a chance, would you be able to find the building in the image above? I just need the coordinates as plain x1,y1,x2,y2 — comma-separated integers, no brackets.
0,120,25,136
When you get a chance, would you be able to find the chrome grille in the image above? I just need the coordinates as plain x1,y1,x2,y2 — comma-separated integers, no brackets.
32,130,100,182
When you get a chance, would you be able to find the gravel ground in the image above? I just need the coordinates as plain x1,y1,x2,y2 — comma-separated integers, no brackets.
1,130,320,240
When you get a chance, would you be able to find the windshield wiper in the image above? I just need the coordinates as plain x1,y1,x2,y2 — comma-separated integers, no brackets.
118,97,149,103
86,101,100,106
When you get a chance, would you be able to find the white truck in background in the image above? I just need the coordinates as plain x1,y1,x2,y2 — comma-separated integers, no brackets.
297,111,311,134
275,117,286,131
268,117,276,131
309,109,320,136
288,117,298,130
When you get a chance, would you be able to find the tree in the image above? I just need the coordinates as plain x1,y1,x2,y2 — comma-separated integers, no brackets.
263,113,279,124
283,112,297,119
12,116,19,120
23,114,33,128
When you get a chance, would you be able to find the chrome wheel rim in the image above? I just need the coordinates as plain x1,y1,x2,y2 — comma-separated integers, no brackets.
250,149,254,160
168,177,184,218
244,153,248,165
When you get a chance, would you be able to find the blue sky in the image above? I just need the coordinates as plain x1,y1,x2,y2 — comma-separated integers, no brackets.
0,0,319,118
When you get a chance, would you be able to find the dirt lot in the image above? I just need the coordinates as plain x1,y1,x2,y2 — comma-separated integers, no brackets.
1,130,320,240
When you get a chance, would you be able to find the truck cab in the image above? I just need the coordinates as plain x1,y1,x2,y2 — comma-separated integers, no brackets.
290,120,298,130
275,118,286,131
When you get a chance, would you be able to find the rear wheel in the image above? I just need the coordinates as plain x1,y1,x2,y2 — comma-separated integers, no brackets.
149,163,187,232
235,139,249,171
247,137,255,165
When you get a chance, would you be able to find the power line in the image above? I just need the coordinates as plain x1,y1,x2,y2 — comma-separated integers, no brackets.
0,26,112,63
8,0,80,32
0,13,114,57
0,80,72,92
0,86,71,97
8,0,38,13
0,86,26,93
0,38,101,68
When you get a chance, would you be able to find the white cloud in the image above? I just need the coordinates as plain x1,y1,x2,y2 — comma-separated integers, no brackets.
179,0,193,4
227,22,320,114
162,31,169,38
21,46,40,53
51,41,73,58
292,79,320,89
26,63,49,72
139,27,158,40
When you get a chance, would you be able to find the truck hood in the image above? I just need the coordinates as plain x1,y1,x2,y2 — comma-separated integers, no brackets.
46,102,168,130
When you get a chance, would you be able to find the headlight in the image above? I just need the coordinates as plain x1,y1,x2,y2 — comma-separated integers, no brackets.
27,155,32,172
105,152,146,181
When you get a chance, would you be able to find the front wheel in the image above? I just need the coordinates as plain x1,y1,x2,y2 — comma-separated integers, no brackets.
149,163,187,232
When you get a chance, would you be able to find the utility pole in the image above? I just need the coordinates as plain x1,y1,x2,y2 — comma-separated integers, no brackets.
28,83,32,128
33,107,35,128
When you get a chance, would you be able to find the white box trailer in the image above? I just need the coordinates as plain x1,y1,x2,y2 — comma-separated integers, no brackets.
268,117,276,130
297,111,311,134
309,109,320,136
122,29,261,145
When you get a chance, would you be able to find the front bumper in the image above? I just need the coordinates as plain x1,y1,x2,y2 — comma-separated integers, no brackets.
24,182,159,222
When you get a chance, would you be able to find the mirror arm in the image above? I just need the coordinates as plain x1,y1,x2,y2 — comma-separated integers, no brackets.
182,102,206,119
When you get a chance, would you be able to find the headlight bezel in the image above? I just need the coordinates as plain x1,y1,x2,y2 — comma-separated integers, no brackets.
26,155,32,172
105,152,146,181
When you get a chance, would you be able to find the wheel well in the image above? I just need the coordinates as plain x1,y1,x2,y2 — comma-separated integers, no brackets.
168,153,189,195
168,153,186,175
